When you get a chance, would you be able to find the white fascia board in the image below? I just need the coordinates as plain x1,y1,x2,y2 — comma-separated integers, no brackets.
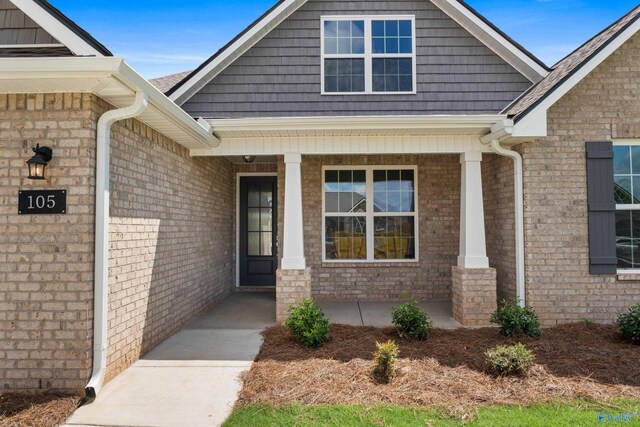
431,0,548,82
10,0,104,56
113,61,219,147
0,57,218,148
514,16,640,136
206,114,507,133
169,0,302,104
0,56,120,77
512,109,547,138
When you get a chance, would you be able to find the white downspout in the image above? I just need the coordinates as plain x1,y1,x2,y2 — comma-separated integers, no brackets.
86,92,148,399
490,139,526,307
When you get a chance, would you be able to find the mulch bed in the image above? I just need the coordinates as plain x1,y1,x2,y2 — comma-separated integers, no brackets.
238,323,640,410
0,393,81,427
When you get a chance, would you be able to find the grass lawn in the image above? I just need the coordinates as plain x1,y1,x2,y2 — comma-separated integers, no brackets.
223,400,640,426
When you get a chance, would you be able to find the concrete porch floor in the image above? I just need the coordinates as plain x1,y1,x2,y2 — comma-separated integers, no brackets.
318,300,460,329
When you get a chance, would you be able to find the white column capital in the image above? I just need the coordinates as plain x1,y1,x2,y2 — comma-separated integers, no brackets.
284,153,302,163
460,151,483,163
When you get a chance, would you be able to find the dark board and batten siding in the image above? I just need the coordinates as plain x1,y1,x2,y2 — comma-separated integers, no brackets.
585,141,617,275
182,0,533,118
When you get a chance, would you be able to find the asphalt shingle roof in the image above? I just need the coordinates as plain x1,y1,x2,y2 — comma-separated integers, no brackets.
506,5,640,120
150,70,192,94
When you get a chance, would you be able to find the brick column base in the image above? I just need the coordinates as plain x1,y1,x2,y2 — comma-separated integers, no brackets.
451,266,497,327
276,268,311,323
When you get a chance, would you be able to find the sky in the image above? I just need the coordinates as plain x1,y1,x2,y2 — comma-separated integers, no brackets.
50,0,640,79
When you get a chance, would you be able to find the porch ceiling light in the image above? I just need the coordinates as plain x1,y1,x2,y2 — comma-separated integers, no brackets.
26,144,52,180
243,155,256,164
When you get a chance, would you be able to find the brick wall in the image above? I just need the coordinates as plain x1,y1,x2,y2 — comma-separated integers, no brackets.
106,99,235,380
0,93,96,392
451,266,497,326
0,92,237,392
522,32,640,324
482,153,516,302
285,154,460,301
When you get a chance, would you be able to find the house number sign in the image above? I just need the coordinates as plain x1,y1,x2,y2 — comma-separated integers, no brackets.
18,190,66,215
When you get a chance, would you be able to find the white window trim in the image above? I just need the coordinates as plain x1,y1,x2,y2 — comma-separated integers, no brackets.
320,15,417,95
321,165,419,263
613,140,640,273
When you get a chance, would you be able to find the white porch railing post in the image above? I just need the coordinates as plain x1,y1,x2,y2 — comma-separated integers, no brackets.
281,153,306,270
458,152,489,269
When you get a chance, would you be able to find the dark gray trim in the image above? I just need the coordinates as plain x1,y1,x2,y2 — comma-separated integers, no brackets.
585,141,617,275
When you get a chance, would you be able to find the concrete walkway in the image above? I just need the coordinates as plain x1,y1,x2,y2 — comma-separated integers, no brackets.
63,293,275,427
318,300,460,329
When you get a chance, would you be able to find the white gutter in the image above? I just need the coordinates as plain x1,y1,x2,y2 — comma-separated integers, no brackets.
85,92,149,399
481,120,526,307
206,114,507,133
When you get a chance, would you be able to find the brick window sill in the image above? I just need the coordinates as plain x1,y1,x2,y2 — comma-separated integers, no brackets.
321,261,421,268
616,273,640,281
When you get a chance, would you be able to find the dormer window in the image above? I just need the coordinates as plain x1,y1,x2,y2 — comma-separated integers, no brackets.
321,16,416,95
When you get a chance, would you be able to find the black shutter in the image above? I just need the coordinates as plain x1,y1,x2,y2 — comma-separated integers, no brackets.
585,141,617,275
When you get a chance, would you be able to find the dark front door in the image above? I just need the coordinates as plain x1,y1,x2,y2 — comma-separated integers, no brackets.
239,176,277,286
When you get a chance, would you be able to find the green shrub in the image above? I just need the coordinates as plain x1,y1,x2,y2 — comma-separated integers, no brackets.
391,298,433,340
372,340,400,382
284,299,330,347
485,343,535,376
490,299,541,337
616,303,640,345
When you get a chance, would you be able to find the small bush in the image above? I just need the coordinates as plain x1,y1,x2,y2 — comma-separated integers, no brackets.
372,340,400,382
490,299,541,337
284,299,330,347
485,343,535,376
391,298,433,340
616,303,640,345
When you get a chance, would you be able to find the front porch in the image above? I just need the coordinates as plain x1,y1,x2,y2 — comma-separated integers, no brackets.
205,117,516,327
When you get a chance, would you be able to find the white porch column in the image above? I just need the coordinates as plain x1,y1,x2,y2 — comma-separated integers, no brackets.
281,153,306,270
458,152,489,268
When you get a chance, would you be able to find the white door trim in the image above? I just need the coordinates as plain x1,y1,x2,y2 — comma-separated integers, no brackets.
235,172,278,287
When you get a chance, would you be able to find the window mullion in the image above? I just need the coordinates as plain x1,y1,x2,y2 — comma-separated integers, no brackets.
366,169,374,261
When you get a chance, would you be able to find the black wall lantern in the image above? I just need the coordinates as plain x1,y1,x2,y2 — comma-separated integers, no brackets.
26,144,52,180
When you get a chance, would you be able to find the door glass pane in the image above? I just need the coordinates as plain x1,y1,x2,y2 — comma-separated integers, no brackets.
325,216,366,260
248,232,260,256
248,183,260,207
261,232,273,256
260,183,273,207
260,208,272,231
248,208,260,232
